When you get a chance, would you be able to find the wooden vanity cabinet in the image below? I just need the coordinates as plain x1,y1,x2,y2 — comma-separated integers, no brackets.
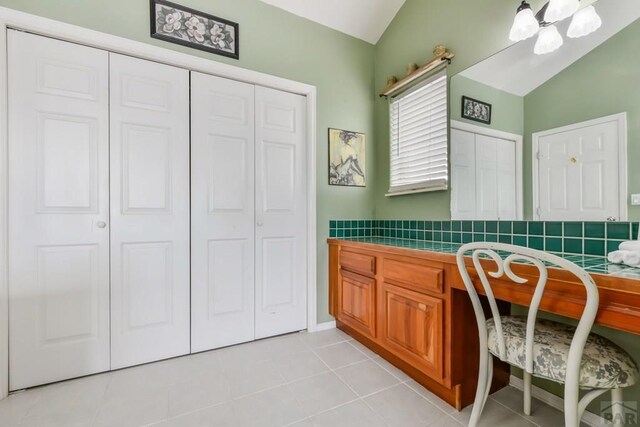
328,239,510,411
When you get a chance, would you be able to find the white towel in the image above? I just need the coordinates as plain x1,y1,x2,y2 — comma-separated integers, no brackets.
619,241,640,252
608,250,626,264
623,251,640,267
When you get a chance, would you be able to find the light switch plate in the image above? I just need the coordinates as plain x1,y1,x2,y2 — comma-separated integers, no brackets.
632,194,640,206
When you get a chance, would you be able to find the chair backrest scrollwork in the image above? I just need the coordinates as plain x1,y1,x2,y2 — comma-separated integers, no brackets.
456,243,599,384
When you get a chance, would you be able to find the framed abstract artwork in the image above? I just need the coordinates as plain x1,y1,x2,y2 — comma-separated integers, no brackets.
150,0,239,60
328,128,366,187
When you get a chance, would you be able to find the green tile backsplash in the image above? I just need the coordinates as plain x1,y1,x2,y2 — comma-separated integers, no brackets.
329,220,640,257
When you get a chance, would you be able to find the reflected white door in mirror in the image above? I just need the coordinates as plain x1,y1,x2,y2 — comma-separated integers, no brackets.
451,121,523,220
533,113,628,221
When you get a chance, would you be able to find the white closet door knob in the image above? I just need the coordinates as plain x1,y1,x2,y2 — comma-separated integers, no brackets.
257,221,264,227
96,221,107,228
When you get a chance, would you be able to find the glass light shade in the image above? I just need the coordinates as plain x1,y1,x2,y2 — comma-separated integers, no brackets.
567,5,602,38
534,25,564,55
509,4,540,41
544,0,580,23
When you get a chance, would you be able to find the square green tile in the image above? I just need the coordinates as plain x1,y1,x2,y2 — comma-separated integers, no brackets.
433,221,442,231
452,221,461,232
563,238,583,254
545,237,562,252
512,221,527,235
498,234,512,244
513,235,527,246
528,222,543,236
442,232,452,242
409,230,417,239
462,233,473,243
442,221,451,231
584,222,605,239
433,231,442,241
344,230,352,237
607,223,631,240
424,231,433,241
473,233,485,242
633,223,639,239
545,222,562,237
402,220,410,229
498,221,512,234
410,220,417,229
584,239,605,256
473,221,485,233
452,232,462,243
563,222,583,238
486,233,498,243
462,221,473,232
528,236,544,250
486,221,498,233
402,230,410,239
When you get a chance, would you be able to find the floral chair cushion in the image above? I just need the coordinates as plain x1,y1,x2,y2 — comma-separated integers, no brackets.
486,316,638,389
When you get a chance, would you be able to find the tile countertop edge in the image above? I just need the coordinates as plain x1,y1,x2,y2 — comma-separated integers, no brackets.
327,237,640,292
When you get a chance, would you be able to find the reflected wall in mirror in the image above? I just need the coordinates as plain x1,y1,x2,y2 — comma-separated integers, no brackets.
450,0,640,222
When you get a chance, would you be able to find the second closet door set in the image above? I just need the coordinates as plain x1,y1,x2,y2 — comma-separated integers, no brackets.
8,30,308,391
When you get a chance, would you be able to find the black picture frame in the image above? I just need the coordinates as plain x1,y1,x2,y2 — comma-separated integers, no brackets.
150,0,239,60
461,96,492,125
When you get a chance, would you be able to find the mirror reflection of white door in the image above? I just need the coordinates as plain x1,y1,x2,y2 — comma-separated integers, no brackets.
534,113,627,221
451,122,522,221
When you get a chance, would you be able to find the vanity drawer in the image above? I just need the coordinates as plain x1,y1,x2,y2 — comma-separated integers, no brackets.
383,257,443,294
340,250,376,277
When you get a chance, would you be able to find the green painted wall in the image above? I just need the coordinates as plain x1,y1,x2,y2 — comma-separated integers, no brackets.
0,0,377,323
524,18,640,220
451,75,524,135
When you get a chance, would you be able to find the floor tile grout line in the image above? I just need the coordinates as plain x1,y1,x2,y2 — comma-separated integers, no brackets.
489,394,545,426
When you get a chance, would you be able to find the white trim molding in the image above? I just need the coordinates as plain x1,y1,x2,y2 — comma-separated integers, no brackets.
450,120,524,220
0,5,318,399
509,375,606,427
532,112,628,221
313,321,337,332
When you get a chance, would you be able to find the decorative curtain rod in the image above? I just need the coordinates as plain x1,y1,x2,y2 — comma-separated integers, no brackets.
380,45,454,98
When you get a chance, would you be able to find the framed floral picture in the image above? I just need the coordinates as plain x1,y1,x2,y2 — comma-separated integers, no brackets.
329,128,366,187
150,0,239,60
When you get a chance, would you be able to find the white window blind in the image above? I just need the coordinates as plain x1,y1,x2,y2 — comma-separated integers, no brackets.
388,69,448,195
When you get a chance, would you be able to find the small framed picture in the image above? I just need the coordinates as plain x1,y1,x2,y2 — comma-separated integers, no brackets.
461,96,492,125
328,128,366,187
150,0,239,60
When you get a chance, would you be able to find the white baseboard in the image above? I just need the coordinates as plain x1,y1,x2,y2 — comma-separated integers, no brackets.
509,375,606,426
313,321,336,332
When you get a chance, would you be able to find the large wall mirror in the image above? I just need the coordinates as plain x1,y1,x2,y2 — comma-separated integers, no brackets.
449,0,640,222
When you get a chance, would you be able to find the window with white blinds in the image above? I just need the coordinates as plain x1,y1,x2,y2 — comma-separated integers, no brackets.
388,69,448,195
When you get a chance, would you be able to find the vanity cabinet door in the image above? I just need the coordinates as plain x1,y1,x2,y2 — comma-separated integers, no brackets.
380,283,443,381
337,270,376,338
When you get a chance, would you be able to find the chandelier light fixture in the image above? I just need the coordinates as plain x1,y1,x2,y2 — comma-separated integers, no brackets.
508,0,602,55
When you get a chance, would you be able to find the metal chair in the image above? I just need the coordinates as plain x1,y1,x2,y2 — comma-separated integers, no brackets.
456,242,638,427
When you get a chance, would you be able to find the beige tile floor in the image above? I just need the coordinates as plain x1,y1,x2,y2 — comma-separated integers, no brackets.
0,329,583,426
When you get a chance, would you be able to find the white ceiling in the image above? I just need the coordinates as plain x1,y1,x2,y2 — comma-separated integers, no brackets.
460,0,640,96
258,0,406,44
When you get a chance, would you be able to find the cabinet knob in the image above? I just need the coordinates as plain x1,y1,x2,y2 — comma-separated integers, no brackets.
96,221,107,229
257,221,264,227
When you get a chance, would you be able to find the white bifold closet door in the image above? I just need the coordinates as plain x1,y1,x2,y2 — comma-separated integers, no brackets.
190,72,256,352
191,73,307,352
254,86,307,339
109,53,191,368
8,31,111,390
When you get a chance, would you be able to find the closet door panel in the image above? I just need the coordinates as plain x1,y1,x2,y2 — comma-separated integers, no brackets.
191,72,256,352
110,53,190,369
8,31,111,390
255,86,307,338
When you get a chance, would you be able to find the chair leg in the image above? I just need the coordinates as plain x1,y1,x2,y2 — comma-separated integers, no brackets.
523,371,532,416
611,388,624,427
469,352,493,427
564,378,580,427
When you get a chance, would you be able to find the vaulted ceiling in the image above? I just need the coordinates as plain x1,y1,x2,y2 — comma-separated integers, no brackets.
258,0,406,44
